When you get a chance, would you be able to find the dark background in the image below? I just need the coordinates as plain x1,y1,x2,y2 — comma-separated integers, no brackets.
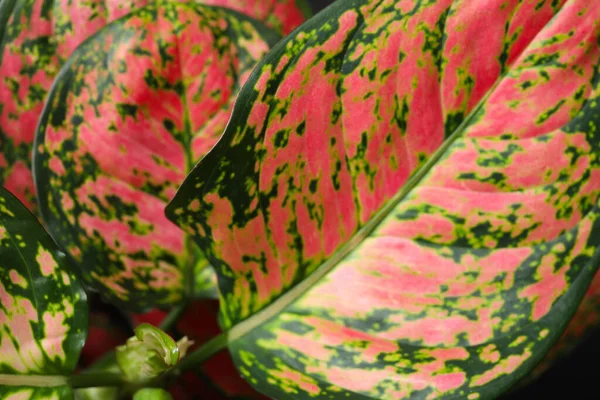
305,0,597,398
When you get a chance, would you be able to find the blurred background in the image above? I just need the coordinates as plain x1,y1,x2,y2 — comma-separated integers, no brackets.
305,0,598,398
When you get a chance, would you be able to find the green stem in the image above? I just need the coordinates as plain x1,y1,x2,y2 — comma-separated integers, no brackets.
84,351,117,372
159,302,188,332
72,303,189,390
68,372,125,389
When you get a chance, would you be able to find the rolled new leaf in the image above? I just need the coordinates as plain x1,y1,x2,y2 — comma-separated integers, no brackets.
0,186,87,399
0,0,308,211
167,0,600,398
116,323,192,383
34,1,279,311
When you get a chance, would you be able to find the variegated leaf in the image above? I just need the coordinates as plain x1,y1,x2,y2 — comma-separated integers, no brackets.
33,1,279,310
167,0,600,398
0,186,87,399
0,0,307,212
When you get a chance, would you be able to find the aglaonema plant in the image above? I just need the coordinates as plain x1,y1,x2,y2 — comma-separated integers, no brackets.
165,0,600,398
0,0,309,212
3,0,600,399
32,1,283,311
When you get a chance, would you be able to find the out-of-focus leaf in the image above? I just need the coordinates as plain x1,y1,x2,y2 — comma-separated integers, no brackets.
0,0,307,211
34,1,278,311
201,0,310,35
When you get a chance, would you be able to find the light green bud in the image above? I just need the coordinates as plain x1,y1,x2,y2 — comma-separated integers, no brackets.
116,323,194,383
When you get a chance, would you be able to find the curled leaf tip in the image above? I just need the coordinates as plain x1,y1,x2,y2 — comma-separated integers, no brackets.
176,336,194,360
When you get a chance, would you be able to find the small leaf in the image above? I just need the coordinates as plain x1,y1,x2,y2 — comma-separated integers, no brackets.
167,0,600,398
33,1,279,311
0,186,87,398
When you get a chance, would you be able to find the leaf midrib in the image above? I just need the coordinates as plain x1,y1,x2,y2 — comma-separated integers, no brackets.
176,5,265,299
176,27,199,299
224,88,495,345
0,374,67,387
175,68,501,372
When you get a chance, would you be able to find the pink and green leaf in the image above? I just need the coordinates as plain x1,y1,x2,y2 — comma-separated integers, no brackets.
167,0,600,398
0,186,87,398
33,1,279,311
0,0,308,213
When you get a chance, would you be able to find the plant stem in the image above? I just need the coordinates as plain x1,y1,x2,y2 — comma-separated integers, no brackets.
0,374,67,387
159,302,188,332
84,351,117,371
172,332,228,374
68,372,125,389
184,237,197,298
68,331,227,389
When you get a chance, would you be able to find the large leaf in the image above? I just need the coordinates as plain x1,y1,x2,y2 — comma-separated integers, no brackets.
0,0,307,212
33,1,280,310
0,186,87,399
167,0,600,398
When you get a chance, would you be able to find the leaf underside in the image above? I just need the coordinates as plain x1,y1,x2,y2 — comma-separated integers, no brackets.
33,1,279,311
168,0,600,398
0,186,87,398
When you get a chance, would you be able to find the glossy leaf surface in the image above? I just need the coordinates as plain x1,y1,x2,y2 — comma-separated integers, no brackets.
34,1,279,310
168,0,600,398
0,186,87,399
0,0,307,212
